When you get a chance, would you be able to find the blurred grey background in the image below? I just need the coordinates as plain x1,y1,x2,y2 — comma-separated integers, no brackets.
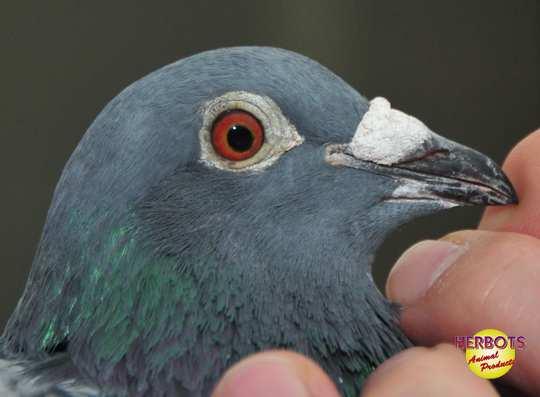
0,1,539,331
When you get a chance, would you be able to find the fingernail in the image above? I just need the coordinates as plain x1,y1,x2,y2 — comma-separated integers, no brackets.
212,357,310,397
386,240,467,305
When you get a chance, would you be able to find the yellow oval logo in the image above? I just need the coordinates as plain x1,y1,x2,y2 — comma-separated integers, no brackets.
465,328,516,379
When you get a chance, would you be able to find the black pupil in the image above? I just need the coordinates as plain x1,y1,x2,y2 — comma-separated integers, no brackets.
227,125,254,152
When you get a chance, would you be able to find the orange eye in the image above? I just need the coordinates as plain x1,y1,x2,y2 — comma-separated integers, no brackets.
211,110,264,161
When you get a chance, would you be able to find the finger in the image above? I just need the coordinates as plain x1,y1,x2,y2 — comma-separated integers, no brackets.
386,230,540,395
362,344,498,397
212,350,340,397
480,128,540,237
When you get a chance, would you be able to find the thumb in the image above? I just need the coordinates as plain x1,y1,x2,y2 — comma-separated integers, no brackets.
212,350,340,397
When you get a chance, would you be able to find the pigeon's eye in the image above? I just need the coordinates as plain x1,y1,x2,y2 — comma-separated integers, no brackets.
200,91,303,172
211,110,264,161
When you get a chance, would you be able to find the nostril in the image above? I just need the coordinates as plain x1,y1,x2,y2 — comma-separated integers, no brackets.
394,149,451,166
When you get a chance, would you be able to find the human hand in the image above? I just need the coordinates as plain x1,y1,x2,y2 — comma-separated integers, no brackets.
212,130,540,397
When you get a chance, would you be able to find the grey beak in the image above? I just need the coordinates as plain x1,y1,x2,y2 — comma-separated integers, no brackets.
375,135,518,206
389,136,517,206
326,97,518,207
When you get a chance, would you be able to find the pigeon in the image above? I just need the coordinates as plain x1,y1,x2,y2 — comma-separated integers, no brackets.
1,47,517,397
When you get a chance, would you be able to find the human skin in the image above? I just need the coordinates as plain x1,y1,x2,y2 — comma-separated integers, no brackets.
211,129,540,397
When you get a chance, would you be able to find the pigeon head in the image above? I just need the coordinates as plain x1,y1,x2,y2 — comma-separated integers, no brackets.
2,47,516,396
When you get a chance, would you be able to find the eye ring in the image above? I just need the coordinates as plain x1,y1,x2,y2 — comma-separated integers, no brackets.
211,110,265,161
199,91,304,172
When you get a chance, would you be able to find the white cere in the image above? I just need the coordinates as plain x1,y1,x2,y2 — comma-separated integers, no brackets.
349,97,433,165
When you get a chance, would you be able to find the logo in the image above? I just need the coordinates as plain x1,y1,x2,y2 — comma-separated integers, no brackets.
454,328,526,379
